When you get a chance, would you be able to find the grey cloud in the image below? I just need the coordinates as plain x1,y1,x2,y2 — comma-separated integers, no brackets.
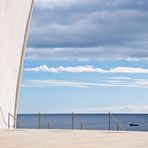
26,0,148,60
26,46,148,61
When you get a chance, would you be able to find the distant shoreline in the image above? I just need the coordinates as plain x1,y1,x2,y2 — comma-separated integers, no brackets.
17,113,148,115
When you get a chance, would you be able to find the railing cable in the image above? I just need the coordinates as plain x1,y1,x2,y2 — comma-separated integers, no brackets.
0,106,8,127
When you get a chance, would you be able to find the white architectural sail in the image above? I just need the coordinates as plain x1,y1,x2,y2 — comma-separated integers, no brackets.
0,0,34,128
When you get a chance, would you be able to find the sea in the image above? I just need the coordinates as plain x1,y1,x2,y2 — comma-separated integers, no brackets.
16,114,148,131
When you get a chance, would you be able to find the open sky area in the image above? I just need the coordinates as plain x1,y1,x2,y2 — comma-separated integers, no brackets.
18,0,148,114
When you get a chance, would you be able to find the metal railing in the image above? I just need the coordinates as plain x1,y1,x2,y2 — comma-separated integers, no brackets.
108,112,125,131
8,113,18,129
16,112,146,131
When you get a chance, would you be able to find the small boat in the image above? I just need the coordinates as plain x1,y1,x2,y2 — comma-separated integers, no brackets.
129,124,139,127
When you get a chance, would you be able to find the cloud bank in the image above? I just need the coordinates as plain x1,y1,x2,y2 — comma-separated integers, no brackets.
73,105,148,113
25,65,148,74
26,0,148,61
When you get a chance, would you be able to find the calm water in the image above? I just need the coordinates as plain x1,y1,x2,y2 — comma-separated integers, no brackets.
17,114,148,131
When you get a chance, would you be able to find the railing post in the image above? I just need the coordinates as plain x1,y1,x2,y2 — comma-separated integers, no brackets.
39,112,41,129
81,122,83,130
8,113,10,129
72,112,74,130
48,122,50,129
7,113,18,129
13,116,16,128
109,112,111,131
117,123,119,131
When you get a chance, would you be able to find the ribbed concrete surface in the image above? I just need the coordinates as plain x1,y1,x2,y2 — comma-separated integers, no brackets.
0,129,148,148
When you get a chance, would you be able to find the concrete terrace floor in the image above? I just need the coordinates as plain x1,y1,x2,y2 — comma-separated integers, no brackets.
0,129,148,148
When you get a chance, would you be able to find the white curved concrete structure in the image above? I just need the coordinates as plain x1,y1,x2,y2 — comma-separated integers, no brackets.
0,0,34,128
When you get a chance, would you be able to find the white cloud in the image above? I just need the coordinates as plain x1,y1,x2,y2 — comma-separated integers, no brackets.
108,77,132,80
73,105,148,113
24,65,148,74
110,67,148,73
21,80,88,88
24,65,106,73
21,78,148,89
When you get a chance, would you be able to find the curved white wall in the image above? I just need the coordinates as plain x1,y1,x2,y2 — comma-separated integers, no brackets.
0,0,34,128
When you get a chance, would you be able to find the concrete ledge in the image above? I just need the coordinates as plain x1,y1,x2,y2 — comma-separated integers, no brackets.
0,129,148,148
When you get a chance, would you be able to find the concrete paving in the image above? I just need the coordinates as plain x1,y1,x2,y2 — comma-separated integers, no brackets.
0,129,148,148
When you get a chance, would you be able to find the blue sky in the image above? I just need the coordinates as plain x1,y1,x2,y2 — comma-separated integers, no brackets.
18,0,148,113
